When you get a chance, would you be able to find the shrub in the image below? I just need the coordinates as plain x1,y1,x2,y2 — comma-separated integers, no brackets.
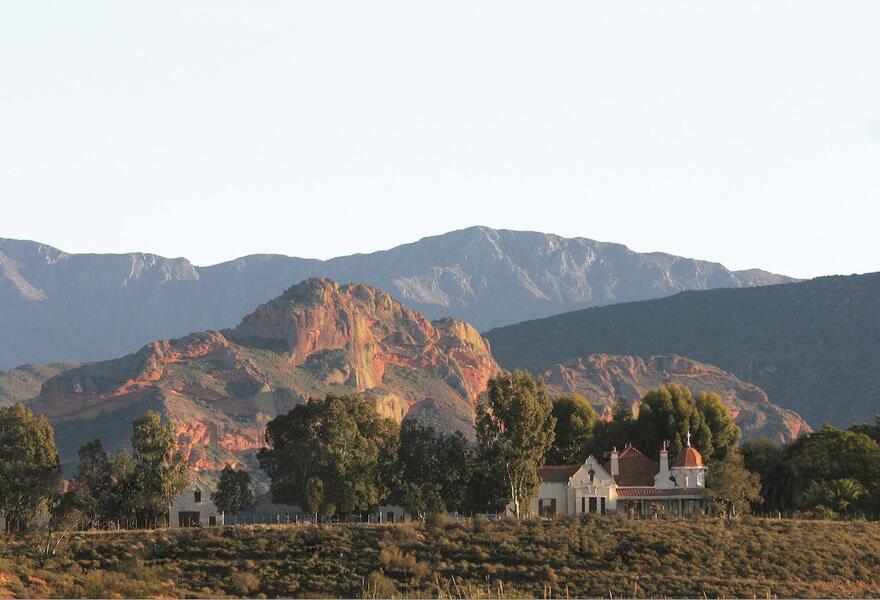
363,571,396,598
426,512,450,529
229,571,261,596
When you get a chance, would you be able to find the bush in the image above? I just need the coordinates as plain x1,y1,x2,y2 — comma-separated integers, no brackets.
363,571,396,598
229,571,261,596
426,512,450,529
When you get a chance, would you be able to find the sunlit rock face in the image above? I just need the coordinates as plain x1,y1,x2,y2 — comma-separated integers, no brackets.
27,278,499,475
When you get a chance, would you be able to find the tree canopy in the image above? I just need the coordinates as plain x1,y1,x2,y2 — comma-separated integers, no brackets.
389,419,475,519
635,384,740,462
212,466,255,516
0,404,61,532
130,411,190,526
476,371,556,518
706,449,762,517
258,394,398,516
546,394,598,465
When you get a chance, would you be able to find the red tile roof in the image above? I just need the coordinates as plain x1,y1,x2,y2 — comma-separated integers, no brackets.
603,446,659,487
616,487,705,498
673,446,704,467
537,465,579,483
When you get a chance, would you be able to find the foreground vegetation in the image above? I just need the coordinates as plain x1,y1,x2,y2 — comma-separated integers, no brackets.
2,517,880,598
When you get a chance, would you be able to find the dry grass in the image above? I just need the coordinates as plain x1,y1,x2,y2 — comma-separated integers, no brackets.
0,517,879,598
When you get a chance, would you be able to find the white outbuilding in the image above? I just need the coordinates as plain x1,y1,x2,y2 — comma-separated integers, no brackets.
170,481,224,528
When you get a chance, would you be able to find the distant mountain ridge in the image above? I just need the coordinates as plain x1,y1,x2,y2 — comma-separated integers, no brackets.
485,272,880,429
0,227,792,370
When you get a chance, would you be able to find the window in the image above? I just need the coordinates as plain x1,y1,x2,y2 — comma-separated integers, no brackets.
178,511,200,527
208,516,217,526
194,489,202,503
588,469,595,482
589,497,598,514
538,498,557,517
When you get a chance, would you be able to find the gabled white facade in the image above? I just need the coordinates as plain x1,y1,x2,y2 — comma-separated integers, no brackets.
518,445,707,518
526,455,621,517
170,481,224,528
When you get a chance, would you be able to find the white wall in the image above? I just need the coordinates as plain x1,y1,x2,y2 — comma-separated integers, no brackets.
530,482,569,516
170,482,224,528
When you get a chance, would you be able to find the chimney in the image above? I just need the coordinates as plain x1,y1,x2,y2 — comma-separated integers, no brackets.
610,446,619,477
655,441,672,488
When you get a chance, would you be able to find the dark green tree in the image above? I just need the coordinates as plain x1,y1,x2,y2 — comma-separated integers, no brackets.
635,384,714,459
211,466,255,517
130,411,189,527
694,391,741,461
304,477,324,520
258,394,398,515
590,398,635,459
99,449,138,528
706,449,762,517
546,394,599,465
390,419,474,519
849,415,880,444
803,478,866,517
0,405,62,532
61,439,109,527
476,371,556,518
463,449,508,514
782,426,880,514
740,436,796,512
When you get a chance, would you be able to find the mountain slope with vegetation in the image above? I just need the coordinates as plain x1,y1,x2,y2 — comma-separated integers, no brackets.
24,278,498,472
486,273,880,428
542,354,810,442
0,227,792,369
0,362,77,408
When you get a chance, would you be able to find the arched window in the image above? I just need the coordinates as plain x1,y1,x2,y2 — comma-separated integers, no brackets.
588,469,595,483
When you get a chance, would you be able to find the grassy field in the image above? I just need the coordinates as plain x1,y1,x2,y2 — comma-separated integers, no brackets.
1,516,880,598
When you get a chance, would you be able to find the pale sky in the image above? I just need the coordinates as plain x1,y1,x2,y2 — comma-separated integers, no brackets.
1,1,878,279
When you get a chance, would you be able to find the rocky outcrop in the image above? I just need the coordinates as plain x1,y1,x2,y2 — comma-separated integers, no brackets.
0,228,793,370
542,354,811,443
26,279,499,473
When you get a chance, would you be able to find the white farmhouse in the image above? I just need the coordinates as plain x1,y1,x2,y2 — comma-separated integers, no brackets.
170,481,224,528
518,439,706,518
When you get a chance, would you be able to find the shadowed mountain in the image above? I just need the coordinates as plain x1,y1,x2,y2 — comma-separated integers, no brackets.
0,227,792,369
485,273,880,429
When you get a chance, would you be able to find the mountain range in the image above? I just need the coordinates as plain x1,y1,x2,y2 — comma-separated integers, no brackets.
485,272,880,429
3,278,808,473
0,227,792,370
22,278,498,473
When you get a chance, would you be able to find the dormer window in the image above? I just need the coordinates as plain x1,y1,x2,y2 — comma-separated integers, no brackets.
194,489,202,503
